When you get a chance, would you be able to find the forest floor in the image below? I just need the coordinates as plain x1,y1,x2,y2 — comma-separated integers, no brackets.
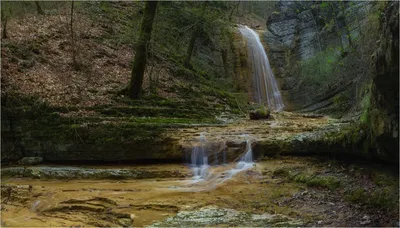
1,157,398,227
1,4,247,112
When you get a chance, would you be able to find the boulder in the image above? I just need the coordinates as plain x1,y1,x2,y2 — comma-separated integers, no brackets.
249,108,271,120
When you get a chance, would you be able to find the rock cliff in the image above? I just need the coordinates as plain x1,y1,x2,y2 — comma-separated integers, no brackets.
264,1,377,115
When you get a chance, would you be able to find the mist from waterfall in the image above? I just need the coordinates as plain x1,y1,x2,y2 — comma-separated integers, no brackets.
239,25,284,112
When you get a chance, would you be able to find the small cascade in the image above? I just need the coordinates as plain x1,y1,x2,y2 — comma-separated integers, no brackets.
239,25,284,112
220,138,254,184
186,134,254,189
188,133,227,182
189,133,210,180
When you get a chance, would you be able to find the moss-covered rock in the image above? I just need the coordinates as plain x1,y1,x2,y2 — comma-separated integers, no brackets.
249,107,271,120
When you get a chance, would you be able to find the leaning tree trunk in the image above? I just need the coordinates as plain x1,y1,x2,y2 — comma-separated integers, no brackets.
129,1,158,99
35,1,45,15
184,29,199,68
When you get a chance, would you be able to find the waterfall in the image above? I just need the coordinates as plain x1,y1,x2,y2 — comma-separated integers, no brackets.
239,25,284,112
189,133,211,181
186,134,254,189
216,138,254,184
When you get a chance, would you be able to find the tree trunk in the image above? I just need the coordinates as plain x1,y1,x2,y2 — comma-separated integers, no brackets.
70,1,78,69
339,1,352,48
35,1,45,15
1,8,7,39
129,1,158,99
184,1,208,68
184,28,198,68
229,2,240,21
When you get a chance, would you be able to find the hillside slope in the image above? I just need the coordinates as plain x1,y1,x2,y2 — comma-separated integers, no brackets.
1,1,264,163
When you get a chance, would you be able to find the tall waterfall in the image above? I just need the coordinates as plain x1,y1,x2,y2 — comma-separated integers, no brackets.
239,25,284,112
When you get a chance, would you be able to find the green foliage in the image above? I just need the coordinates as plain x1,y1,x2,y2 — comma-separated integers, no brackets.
85,1,143,47
273,168,341,190
152,2,233,80
345,187,398,210
81,1,239,105
5,42,41,61
70,124,80,130
272,168,290,177
333,93,350,112
360,92,371,124
1,1,69,18
298,47,340,86
305,176,341,190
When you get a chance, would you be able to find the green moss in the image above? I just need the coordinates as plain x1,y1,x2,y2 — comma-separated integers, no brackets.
345,187,398,210
255,106,269,116
272,168,290,177
345,188,366,203
70,124,80,129
298,47,340,86
305,176,341,190
333,93,350,112
273,167,341,190
371,172,398,187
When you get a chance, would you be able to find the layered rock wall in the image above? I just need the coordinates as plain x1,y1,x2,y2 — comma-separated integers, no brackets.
263,1,375,114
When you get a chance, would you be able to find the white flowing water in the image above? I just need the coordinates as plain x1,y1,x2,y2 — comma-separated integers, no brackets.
189,133,211,181
186,134,254,189
239,25,284,112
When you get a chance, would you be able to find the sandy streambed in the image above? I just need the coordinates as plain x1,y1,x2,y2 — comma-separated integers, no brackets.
1,157,398,227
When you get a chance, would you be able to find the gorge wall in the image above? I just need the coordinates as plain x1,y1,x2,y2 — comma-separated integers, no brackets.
263,1,378,116
368,1,399,162
263,1,398,162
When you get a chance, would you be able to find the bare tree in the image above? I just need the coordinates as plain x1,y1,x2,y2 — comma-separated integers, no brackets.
35,1,45,15
1,7,8,39
229,2,240,22
129,1,158,99
184,1,208,68
70,1,79,70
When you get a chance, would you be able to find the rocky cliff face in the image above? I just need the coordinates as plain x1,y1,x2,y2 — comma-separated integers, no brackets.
369,1,399,162
263,1,376,115
263,1,398,163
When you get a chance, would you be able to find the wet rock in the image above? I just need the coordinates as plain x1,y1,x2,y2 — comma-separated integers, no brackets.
118,218,132,227
1,166,189,180
149,206,303,227
360,215,371,225
249,108,271,120
18,157,43,165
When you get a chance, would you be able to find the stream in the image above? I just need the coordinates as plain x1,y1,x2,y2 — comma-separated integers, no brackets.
2,155,398,227
1,112,398,227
